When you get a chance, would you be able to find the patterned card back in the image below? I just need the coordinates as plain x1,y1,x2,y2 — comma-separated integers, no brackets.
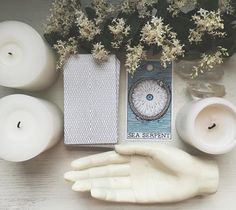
64,54,120,145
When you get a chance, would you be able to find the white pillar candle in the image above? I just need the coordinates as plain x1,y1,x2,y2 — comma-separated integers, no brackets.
176,97,236,154
0,21,57,91
0,94,63,162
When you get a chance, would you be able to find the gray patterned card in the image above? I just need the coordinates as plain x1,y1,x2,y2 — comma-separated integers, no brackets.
126,60,172,141
64,55,120,145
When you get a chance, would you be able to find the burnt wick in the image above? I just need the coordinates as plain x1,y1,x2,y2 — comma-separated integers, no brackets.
8,52,13,56
17,121,21,128
208,123,216,130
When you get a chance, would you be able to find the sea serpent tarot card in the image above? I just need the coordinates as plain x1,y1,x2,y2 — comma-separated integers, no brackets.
126,60,172,141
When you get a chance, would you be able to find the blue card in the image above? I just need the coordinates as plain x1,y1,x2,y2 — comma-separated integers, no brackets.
126,60,172,140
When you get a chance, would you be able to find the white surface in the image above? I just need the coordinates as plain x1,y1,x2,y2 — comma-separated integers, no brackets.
0,0,236,209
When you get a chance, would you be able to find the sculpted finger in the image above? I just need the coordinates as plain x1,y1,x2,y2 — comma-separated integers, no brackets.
115,145,157,157
115,144,193,174
64,171,76,182
91,188,136,203
72,177,131,192
71,151,130,170
64,164,130,182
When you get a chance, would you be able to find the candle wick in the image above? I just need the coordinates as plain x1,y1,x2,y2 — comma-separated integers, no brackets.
17,121,21,129
208,123,216,130
8,52,13,56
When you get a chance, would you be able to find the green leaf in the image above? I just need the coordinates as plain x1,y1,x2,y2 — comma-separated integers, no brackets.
169,15,194,43
217,32,236,56
193,34,213,52
44,32,64,46
152,45,161,55
78,38,93,52
197,0,219,11
67,24,79,38
184,50,202,60
125,11,143,46
98,18,114,50
117,12,131,20
155,0,169,18
85,7,97,20
228,44,236,56
126,11,141,37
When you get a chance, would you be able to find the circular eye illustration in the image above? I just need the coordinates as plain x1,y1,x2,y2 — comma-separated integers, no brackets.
146,64,154,71
129,78,171,121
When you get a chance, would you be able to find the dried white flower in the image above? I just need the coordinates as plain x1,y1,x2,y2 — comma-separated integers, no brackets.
161,39,185,68
191,46,229,78
109,18,130,37
92,42,110,62
141,16,185,67
75,10,101,41
189,9,226,43
92,0,115,24
167,0,197,17
53,37,78,70
125,45,146,75
120,1,135,14
109,18,131,48
136,0,157,18
120,0,157,18
141,17,166,46
111,40,123,49
219,0,235,14
44,0,80,36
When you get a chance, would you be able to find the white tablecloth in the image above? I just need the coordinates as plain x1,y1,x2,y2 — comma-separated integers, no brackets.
0,1,236,209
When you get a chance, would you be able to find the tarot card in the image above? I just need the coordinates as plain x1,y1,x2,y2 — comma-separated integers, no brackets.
126,60,172,141
64,54,120,146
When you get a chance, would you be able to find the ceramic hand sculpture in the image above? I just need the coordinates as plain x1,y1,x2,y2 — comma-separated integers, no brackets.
64,145,219,203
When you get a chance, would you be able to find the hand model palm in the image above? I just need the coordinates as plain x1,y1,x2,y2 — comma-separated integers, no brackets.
65,145,218,203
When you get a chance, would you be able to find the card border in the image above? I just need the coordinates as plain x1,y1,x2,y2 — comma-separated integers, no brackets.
124,59,174,142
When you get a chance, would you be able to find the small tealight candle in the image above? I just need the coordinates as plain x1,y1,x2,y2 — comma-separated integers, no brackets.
0,94,63,162
176,97,236,154
0,21,57,91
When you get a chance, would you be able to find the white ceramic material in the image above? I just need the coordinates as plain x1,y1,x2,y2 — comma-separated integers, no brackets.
64,144,219,203
176,97,236,154
0,21,57,91
0,94,63,162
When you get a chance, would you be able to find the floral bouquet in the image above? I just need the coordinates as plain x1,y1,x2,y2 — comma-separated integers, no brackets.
44,0,236,77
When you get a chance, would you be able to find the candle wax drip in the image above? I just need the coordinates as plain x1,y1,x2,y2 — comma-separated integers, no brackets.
208,123,216,130
17,121,21,128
